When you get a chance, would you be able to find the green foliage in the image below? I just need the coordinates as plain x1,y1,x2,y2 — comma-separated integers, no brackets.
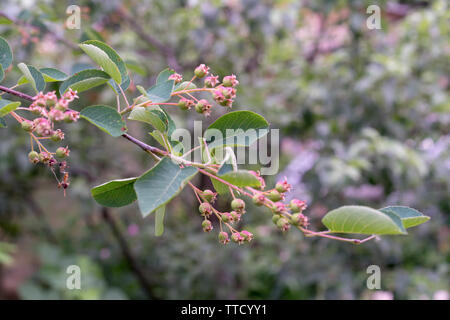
0,99,20,117
0,36,12,70
206,111,269,149
212,170,261,195
39,67,68,82
128,106,167,132
145,80,175,103
79,41,122,84
17,63,45,93
80,105,127,137
379,206,430,229
134,157,198,217
91,177,137,207
59,69,111,94
322,205,407,235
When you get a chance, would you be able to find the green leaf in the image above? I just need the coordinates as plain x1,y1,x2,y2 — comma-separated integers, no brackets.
174,81,197,92
91,177,137,207
59,69,110,94
206,111,269,149
40,67,68,82
0,65,4,82
0,117,6,128
125,60,147,76
81,40,129,91
156,68,175,83
128,106,167,132
0,37,13,70
322,205,407,235
0,99,21,117
80,105,127,137
79,41,122,84
379,206,430,229
212,167,260,195
155,206,166,236
134,157,198,217
146,80,174,103
17,63,45,93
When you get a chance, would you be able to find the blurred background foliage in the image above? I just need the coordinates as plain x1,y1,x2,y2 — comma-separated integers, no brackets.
0,0,448,299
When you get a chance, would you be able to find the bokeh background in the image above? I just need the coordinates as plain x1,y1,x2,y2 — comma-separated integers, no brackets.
0,0,449,299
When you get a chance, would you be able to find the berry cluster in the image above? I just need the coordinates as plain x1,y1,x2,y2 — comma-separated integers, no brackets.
23,89,80,192
192,174,308,245
176,64,239,116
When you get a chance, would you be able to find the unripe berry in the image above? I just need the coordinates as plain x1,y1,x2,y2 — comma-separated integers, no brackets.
230,211,241,222
218,231,229,244
272,214,281,224
51,129,64,142
231,198,245,212
268,190,282,202
178,99,189,111
21,120,34,132
201,189,216,203
195,102,203,113
39,152,52,164
290,199,307,213
277,217,290,231
55,147,69,159
221,212,232,223
202,219,213,232
291,213,309,227
194,64,209,78
252,193,265,206
240,230,253,242
272,202,286,214
28,151,39,164
199,202,212,217
276,182,287,193
231,232,245,244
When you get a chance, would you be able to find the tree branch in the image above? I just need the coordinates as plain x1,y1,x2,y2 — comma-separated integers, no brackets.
101,207,159,300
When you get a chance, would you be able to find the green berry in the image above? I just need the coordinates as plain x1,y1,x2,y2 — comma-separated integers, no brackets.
195,101,204,113
252,193,264,206
275,182,286,193
201,189,215,203
231,198,245,212
199,202,212,216
178,99,189,111
272,214,281,224
55,147,67,159
21,121,34,132
268,190,282,202
28,151,39,164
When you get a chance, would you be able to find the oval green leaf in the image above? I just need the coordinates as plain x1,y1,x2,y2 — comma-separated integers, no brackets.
59,69,111,94
0,99,21,117
79,41,122,84
322,205,407,235
91,177,137,207
80,105,127,137
134,157,198,217
17,63,45,93
379,206,430,229
40,67,68,82
128,106,167,132
212,169,260,195
206,111,269,149
146,80,174,103
0,36,12,70
156,68,175,83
